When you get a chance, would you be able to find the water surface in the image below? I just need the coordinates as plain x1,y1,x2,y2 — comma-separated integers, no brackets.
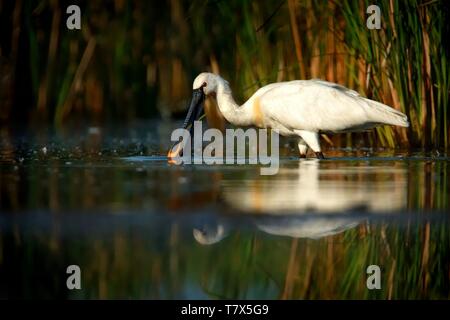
0,122,449,299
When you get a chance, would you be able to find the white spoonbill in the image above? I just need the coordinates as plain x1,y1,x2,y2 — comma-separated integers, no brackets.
168,72,409,159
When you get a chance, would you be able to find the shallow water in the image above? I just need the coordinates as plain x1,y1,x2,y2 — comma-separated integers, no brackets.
0,122,449,299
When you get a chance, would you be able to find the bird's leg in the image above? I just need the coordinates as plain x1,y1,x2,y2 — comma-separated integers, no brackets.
297,138,308,158
295,130,324,159
315,151,325,159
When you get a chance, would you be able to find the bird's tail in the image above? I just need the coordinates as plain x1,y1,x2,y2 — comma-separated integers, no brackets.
364,98,409,127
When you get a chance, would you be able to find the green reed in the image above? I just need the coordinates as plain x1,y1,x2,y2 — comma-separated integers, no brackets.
340,0,450,149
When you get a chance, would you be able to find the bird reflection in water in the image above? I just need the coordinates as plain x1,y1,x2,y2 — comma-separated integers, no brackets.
192,159,407,244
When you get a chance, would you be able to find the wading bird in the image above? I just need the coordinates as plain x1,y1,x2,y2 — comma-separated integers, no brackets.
168,73,409,159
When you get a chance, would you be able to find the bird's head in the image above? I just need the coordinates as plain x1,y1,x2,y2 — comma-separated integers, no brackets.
193,223,228,245
168,72,225,160
193,72,223,96
178,72,224,133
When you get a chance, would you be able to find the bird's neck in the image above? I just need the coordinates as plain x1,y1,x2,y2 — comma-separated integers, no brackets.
215,81,254,126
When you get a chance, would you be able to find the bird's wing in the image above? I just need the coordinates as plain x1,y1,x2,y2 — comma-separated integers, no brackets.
257,80,402,132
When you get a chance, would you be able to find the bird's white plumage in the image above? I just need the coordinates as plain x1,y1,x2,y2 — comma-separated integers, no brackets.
193,73,409,157
250,79,408,133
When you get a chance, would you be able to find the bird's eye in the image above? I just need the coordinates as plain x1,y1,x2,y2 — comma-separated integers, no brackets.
202,82,207,88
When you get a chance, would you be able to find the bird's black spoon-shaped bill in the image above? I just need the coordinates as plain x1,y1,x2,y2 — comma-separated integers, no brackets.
168,88,205,159
181,88,205,132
